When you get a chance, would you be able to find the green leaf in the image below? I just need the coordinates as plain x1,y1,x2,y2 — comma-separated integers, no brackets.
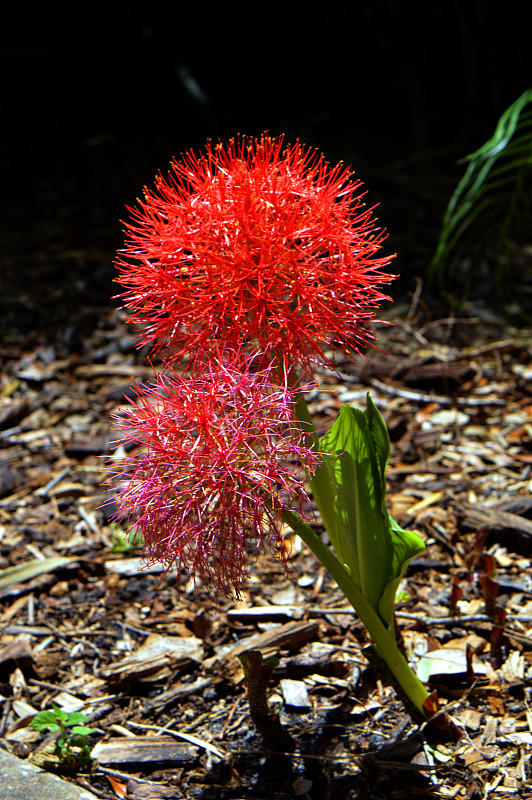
291,393,431,717
31,710,59,727
51,704,69,724
70,726,95,736
30,718,60,735
63,711,90,727
430,87,532,298
378,514,425,631
320,395,424,630
0,556,77,590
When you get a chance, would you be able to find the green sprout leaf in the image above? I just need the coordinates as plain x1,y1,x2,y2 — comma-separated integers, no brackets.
62,711,91,727
51,703,69,724
29,705,95,767
70,725,95,736
31,711,57,727
30,717,61,735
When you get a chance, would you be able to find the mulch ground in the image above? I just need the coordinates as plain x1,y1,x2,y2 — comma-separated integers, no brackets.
1,284,531,800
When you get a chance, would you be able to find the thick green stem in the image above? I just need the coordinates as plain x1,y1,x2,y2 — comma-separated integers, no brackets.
285,511,429,717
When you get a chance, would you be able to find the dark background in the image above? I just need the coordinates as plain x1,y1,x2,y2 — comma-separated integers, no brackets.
2,1,531,346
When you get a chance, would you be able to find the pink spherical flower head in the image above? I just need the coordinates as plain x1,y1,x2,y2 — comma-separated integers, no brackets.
108,355,318,597
116,134,395,370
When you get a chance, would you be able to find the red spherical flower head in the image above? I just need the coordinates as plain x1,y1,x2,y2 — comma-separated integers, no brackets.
116,134,395,370
108,355,318,597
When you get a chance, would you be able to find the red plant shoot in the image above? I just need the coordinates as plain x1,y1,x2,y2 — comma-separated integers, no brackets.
116,134,396,371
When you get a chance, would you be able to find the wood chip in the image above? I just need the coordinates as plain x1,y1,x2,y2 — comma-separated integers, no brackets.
280,678,311,708
91,736,198,764
212,620,319,659
100,634,203,682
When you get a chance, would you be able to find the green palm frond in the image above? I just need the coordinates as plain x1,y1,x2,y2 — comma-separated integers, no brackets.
430,88,532,296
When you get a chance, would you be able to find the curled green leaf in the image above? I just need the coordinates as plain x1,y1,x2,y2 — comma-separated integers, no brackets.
319,395,424,631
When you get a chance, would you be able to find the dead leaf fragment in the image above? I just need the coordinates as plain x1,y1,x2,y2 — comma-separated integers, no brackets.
0,556,77,590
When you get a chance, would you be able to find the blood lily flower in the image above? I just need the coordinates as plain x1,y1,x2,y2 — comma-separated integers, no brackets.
109,136,437,724
116,134,395,370
108,356,318,596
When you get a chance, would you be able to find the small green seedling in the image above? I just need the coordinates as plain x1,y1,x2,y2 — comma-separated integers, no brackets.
30,704,95,767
